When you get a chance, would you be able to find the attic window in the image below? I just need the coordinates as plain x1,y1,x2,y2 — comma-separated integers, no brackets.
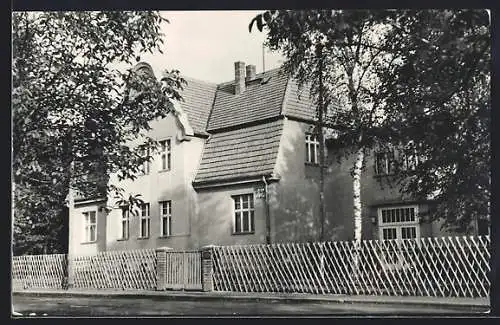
260,76,272,85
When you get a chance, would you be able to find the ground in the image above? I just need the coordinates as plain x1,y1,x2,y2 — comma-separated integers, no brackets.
12,295,489,316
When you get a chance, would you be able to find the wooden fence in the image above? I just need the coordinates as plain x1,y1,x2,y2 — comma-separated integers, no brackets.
212,236,491,298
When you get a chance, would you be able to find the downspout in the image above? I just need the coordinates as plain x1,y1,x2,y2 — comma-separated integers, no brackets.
262,176,271,244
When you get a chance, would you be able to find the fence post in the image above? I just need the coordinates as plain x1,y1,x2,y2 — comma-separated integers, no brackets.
67,254,74,289
201,245,216,292
155,247,172,291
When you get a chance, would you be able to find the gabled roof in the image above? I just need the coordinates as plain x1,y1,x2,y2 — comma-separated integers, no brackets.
178,77,217,135
193,119,283,185
206,68,288,131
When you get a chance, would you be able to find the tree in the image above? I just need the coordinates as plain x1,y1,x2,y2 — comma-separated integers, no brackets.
379,10,490,233
250,10,403,245
12,11,186,255
250,9,490,240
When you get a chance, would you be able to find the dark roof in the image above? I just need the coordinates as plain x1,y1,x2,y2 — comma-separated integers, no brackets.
193,119,283,185
206,68,288,131
179,77,217,134
282,78,316,121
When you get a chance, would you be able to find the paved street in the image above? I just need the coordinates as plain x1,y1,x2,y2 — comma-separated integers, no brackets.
12,295,489,316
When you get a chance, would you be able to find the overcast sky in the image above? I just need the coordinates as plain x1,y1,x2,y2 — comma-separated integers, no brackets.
136,11,285,84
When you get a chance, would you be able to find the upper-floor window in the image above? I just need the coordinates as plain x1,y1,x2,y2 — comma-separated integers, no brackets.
378,205,420,241
159,139,171,171
233,194,255,234
374,150,395,175
119,207,129,240
140,148,151,175
83,210,97,243
305,133,319,164
139,203,150,238
159,200,172,237
400,143,420,171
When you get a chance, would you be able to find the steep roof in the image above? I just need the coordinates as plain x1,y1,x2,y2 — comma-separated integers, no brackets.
178,77,217,134
206,68,288,131
193,119,283,185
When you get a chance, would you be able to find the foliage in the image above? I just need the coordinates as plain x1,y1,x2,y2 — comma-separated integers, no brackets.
12,11,185,254
250,9,490,233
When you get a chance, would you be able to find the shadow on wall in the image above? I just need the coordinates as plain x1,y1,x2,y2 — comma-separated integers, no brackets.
269,123,347,243
193,190,231,247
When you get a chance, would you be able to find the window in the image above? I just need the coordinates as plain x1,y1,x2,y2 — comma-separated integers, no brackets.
305,133,319,164
159,139,171,171
375,151,395,175
401,144,419,171
233,194,255,234
160,201,172,237
378,205,420,241
140,148,151,175
83,211,97,243
119,207,129,240
139,203,150,238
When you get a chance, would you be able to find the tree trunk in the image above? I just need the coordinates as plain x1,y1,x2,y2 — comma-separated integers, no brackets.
352,146,364,290
353,147,364,243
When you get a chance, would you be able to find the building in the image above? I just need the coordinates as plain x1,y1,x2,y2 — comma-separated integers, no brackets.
68,61,483,256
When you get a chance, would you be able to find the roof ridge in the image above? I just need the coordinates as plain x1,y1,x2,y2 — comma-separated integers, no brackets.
216,66,284,87
181,76,218,87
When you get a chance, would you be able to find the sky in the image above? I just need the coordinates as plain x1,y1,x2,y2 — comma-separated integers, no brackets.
136,11,285,84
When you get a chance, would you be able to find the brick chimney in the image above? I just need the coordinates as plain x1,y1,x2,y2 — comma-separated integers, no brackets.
234,61,246,95
246,64,256,81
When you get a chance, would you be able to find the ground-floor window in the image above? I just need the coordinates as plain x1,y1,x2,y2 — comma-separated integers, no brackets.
378,205,420,241
159,200,172,237
139,203,150,238
232,194,255,234
83,210,97,243
120,207,129,240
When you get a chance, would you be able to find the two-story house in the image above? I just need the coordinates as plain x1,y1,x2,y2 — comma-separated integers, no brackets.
68,60,485,256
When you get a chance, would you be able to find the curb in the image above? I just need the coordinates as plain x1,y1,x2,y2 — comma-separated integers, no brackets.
12,290,489,310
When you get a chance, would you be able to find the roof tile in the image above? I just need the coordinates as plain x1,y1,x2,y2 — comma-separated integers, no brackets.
194,119,283,184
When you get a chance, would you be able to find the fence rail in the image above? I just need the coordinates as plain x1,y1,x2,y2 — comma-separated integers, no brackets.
212,236,491,298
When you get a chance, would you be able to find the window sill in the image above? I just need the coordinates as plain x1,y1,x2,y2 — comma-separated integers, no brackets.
158,169,171,173
137,236,150,240
81,241,97,245
117,238,129,242
305,162,320,167
232,231,255,236
158,233,190,238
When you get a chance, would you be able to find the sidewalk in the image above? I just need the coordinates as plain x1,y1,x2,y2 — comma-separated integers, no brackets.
12,288,490,309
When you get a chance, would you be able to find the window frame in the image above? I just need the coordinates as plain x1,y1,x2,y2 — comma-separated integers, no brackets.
158,139,172,172
138,203,150,239
159,200,172,237
305,133,320,165
377,205,420,241
82,210,98,243
374,150,395,176
140,147,151,175
119,206,130,241
232,194,255,234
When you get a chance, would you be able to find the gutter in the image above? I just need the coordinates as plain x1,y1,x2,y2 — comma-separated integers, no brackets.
262,176,271,245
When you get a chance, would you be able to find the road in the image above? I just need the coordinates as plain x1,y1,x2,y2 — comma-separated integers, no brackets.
12,295,489,316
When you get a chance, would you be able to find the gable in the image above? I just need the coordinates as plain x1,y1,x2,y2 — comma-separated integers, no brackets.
193,119,284,186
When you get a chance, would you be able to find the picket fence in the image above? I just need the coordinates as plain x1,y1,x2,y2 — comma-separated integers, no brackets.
12,236,491,298
211,236,491,298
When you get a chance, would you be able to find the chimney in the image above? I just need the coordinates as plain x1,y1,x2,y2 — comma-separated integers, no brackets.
246,64,256,82
234,61,246,95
